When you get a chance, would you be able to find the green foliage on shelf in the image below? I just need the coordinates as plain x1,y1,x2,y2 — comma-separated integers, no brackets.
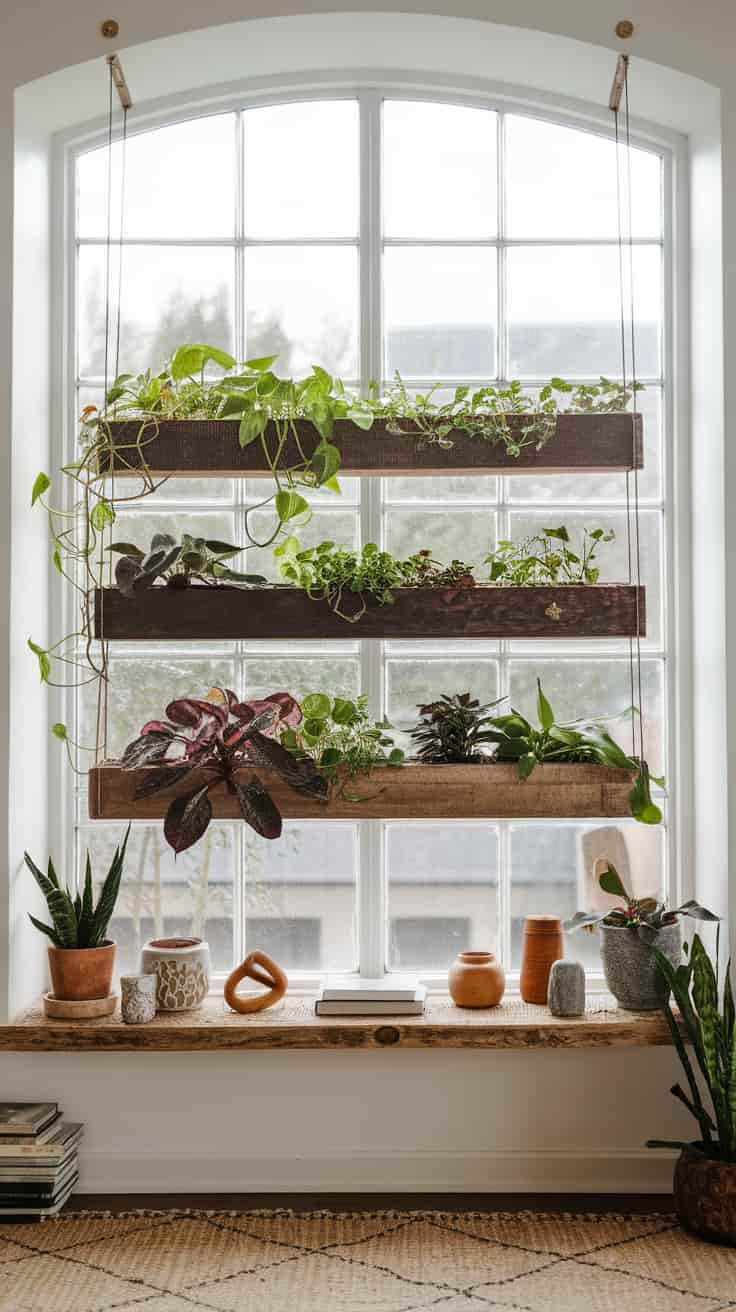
25,826,130,949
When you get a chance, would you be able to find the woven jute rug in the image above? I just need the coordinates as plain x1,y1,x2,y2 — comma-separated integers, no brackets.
1,1207,735,1312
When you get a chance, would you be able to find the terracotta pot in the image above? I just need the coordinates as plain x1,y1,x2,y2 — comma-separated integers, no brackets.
448,951,505,1008
674,1144,736,1245
47,941,116,1002
520,916,563,1004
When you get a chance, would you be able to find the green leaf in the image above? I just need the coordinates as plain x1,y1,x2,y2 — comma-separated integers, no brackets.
598,862,628,899
107,542,145,560
275,490,309,523
31,472,50,506
303,718,327,740
320,747,343,768
310,440,341,486
90,499,115,532
28,914,62,947
388,748,405,766
536,679,554,732
28,639,50,683
332,698,358,725
518,752,538,781
629,766,663,825
244,354,279,372
51,723,68,741
301,693,332,720
239,409,267,447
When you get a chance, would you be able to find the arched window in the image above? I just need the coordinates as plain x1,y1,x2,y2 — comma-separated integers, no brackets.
68,92,667,982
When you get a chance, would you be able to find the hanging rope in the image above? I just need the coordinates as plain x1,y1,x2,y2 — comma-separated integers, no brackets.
612,53,646,767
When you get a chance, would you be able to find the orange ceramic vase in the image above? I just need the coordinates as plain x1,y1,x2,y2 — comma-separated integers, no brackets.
520,916,563,1004
448,951,506,1008
48,941,116,1001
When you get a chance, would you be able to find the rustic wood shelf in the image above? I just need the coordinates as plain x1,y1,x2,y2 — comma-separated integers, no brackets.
0,995,672,1052
93,583,646,641
88,762,636,822
99,413,643,478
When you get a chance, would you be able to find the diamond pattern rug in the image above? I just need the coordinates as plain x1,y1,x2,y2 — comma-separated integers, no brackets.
0,1208,735,1312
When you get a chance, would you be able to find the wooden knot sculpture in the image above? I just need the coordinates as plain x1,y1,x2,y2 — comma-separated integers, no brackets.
224,951,288,1014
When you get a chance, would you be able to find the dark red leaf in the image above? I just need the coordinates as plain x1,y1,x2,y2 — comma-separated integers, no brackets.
222,704,281,747
166,698,228,728
133,764,193,800
233,777,282,839
121,730,175,768
229,692,302,733
140,720,176,736
243,730,329,801
163,785,213,854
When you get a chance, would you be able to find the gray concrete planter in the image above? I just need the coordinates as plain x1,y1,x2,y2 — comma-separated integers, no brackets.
599,921,681,1010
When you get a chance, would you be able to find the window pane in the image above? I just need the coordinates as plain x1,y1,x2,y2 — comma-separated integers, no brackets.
505,115,661,240
384,247,497,378
78,245,235,377
384,507,496,568
506,245,661,378
387,824,498,970
508,658,665,777
510,820,665,971
79,655,237,769
387,659,499,726
383,101,497,238
78,115,237,240
245,101,358,238
506,387,662,504
506,508,663,649
245,247,358,376
384,475,498,503
245,823,357,971
79,822,235,977
245,655,361,703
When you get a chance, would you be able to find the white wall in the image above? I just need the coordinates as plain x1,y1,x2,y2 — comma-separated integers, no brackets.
1,6,732,1192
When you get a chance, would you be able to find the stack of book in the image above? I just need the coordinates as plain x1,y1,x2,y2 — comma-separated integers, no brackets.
0,1104,82,1220
315,976,426,1016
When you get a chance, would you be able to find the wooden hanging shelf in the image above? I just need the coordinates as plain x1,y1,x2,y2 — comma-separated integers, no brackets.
98,413,643,478
92,583,646,641
88,761,637,822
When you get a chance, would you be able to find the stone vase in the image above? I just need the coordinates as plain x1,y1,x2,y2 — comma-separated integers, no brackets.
448,951,505,1008
120,973,157,1024
140,937,210,1012
674,1145,736,1246
547,959,586,1016
599,921,681,1011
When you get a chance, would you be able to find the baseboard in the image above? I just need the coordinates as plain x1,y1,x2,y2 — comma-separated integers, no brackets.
77,1148,676,1194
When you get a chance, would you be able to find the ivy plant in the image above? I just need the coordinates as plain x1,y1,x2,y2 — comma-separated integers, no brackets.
485,525,615,586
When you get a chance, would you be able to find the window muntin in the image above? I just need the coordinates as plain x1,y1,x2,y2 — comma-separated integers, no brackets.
69,93,668,982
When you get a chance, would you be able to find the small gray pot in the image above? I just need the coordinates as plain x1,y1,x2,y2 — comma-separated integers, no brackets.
599,921,681,1011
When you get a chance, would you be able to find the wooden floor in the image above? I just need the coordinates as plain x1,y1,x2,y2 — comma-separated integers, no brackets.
65,1192,673,1214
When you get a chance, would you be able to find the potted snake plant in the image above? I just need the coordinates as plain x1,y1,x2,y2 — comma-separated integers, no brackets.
648,934,735,1245
25,826,130,1001
565,862,718,1010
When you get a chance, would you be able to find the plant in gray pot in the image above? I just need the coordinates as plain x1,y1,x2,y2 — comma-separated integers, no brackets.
647,934,735,1245
565,862,718,1011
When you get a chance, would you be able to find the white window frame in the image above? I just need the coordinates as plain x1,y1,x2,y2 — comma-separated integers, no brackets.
51,73,690,989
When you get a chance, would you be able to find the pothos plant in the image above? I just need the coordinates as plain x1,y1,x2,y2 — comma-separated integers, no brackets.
120,689,328,853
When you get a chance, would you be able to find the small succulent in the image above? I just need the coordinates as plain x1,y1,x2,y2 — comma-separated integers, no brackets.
410,693,504,764
109,533,265,597
565,862,718,943
26,826,130,949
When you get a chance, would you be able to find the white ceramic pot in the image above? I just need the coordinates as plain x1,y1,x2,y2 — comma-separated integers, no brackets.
140,937,210,1011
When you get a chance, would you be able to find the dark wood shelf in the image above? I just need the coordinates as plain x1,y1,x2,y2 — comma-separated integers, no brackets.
98,413,643,478
0,995,672,1052
92,583,646,641
88,761,636,822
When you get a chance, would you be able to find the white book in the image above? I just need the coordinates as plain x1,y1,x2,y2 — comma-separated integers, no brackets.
316,986,426,1016
321,975,421,1002
0,1123,82,1160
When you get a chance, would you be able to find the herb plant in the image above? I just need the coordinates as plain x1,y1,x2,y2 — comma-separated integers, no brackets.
25,826,130,949
121,689,328,853
482,678,663,824
485,525,615,586
109,533,265,596
648,935,736,1162
565,862,718,940
274,539,476,622
410,693,505,763
279,693,404,783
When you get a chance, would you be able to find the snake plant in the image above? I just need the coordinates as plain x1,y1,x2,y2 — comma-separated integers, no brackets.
648,934,736,1162
25,826,130,949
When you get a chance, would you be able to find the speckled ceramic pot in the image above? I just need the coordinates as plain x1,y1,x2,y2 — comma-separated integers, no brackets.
120,973,157,1024
140,937,210,1012
599,922,681,1011
674,1145,736,1246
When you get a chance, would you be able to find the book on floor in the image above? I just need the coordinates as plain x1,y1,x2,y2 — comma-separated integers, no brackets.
0,1104,58,1137
0,1160,78,1204
0,1123,83,1160
0,1112,63,1147
320,975,421,1002
0,1174,78,1220
315,986,427,1016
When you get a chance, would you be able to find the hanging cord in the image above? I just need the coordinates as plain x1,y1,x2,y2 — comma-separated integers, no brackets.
613,56,645,765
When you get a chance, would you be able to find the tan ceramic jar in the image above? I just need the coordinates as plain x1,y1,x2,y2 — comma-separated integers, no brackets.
520,915,563,1004
448,951,506,1008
